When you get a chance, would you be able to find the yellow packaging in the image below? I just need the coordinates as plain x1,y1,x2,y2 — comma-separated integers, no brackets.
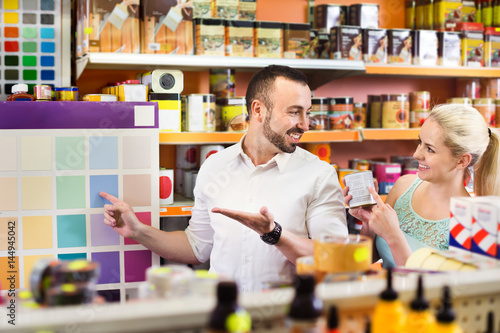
382,94,410,129
224,20,254,57
423,0,434,29
150,93,181,131
338,168,357,189
447,97,473,105
82,94,118,102
284,23,311,59
220,97,248,131
415,0,425,29
254,21,283,58
484,27,500,67
410,110,430,128
187,93,216,132
459,22,485,67
353,102,367,128
462,0,477,22
306,143,331,163
434,0,462,31
193,0,213,18
194,18,225,56
368,95,382,128
406,0,416,29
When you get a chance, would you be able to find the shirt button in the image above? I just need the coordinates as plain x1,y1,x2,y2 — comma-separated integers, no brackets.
245,257,251,263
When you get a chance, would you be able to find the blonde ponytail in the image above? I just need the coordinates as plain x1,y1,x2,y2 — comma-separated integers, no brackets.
474,129,500,196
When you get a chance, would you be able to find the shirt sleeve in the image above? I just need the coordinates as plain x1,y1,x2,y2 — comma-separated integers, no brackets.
306,166,348,239
184,185,214,263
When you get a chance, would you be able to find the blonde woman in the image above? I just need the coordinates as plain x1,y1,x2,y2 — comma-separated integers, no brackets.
344,103,500,268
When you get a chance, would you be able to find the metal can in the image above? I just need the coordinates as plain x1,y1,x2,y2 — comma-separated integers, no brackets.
473,98,496,127
373,162,402,194
480,78,500,99
338,168,357,189
209,69,235,99
55,87,79,101
447,97,473,105
368,95,381,128
200,145,225,165
186,94,216,132
176,145,198,169
306,143,331,163
328,97,354,130
220,97,247,131
410,91,431,128
353,102,367,128
381,94,409,128
309,97,329,130
34,85,52,101
349,159,370,171
343,170,377,207
159,168,174,205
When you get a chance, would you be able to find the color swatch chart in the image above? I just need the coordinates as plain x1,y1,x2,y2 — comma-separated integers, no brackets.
0,0,61,100
0,101,160,302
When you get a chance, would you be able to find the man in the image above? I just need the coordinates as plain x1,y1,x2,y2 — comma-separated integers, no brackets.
101,65,347,292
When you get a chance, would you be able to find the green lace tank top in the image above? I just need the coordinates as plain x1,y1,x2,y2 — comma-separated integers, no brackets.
375,177,449,268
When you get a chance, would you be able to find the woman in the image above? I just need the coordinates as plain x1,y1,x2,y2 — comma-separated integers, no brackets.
344,104,500,268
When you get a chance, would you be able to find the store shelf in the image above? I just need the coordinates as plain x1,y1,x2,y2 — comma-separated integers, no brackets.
159,129,420,144
361,128,420,140
75,53,366,90
365,64,500,78
160,194,193,217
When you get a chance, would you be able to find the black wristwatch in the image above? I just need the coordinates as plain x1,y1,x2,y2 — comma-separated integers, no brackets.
260,221,282,245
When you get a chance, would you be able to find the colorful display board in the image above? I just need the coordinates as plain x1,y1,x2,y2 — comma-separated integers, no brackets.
0,0,62,100
0,101,160,302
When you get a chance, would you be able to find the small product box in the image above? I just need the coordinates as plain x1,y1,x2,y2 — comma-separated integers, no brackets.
437,31,462,66
238,0,257,21
387,28,413,64
458,22,484,67
449,197,473,251
412,29,438,65
484,27,500,67
461,0,477,22
141,0,194,55
116,80,148,101
225,20,254,57
160,168,174,205
434,0,462,31
213,0,239,20
150,93,182,132
362,28,388,63
330,25,363,60
194,18,225,56
254,21,283,58
318,32,331,59
87,0,140,53
349,3,379,28
314,4,348,33
193,0,213,18
283,23,311,59
471,198,499,258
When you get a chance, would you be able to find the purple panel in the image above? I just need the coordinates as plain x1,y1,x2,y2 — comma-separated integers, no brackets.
0,101,158,129
91,251,120,284
124,250,151,283
90,214,120,246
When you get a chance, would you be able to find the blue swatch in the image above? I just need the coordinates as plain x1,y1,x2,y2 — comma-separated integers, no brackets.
58,253,87,261
89,136,118,169
41,42,55,53
41,70,55,80
89,175,118,208
41,0,55,10
40,56,54,66
40,27,54,39
57,214,87,248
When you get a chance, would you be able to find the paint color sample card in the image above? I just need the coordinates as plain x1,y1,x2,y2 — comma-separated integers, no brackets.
0,0,61,100
0,101,160,302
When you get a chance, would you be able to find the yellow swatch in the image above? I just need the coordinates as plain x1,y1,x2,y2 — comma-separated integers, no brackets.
22,177,52,210
0,256,19,290
21,136,52,171
4,0,19,10
24,254,54,289
22,216,53,250
3,12,19,24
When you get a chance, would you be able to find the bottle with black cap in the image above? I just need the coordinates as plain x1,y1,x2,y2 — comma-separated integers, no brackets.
286,274,325,332
405,275,434,333
371,268,406,333
326,305,340,333
430,285,463,333
207,281,251,333
483,312,496,333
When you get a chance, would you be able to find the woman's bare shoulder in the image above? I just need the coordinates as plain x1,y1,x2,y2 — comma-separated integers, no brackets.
385,174,418,206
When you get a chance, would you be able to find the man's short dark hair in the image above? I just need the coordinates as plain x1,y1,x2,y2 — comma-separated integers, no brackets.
245,65,309,116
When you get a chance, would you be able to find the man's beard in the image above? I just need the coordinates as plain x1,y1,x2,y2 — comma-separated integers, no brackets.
263,110,303,153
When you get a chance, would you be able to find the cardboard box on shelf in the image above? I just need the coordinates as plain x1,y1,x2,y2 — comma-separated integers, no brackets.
88,0,141,53
141,0,194,55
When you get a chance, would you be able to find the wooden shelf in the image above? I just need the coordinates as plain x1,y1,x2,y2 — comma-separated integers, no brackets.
159,129,419,144
365,64,500,78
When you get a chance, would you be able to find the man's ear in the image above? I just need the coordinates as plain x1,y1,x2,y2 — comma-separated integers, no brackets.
457,153,472,170
251,99,265,122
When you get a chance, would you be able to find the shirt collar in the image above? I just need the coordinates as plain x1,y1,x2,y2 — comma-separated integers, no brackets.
236,134,293,173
